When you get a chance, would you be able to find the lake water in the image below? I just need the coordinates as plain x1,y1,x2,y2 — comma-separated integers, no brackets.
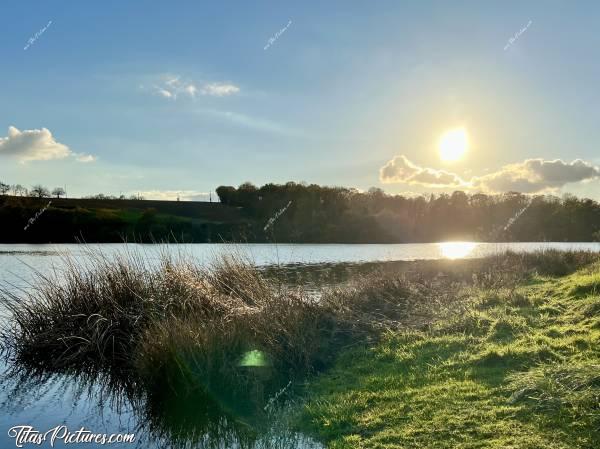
1,241,599,448
2,242,600,288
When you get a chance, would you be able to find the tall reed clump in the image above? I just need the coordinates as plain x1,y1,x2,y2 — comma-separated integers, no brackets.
3,248,592,409
0,248,219,373
1,247,443,406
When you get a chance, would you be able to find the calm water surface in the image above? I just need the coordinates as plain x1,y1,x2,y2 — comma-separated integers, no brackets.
2,241,599,287
1,242,599,448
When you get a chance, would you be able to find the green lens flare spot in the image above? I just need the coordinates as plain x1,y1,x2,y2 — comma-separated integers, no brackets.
239,350,270,367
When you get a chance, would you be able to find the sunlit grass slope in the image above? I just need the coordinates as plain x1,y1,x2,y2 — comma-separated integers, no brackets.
301,265,600,448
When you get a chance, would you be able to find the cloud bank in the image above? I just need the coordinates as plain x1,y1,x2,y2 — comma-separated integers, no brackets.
472,158,600,193
0,126,95,163
135,190,212,201
380,155,600,193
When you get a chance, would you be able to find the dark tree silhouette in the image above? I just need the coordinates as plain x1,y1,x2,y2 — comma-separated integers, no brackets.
216,182,600,243
52,187,66,198
11,184,26,196
30,185,50,198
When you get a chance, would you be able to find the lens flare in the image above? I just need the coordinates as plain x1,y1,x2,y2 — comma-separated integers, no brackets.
239,349,270,367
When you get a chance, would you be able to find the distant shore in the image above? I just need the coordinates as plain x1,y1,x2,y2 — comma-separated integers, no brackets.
2,184,600,244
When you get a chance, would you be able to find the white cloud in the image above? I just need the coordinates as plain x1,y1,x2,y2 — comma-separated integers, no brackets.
148,75,240,100
134,190,212,201
200,82,240,97
0,126,70,162
75,153,97,163
164,76,180,87
149,76,197,100
185,84,198,97
472,158,600,193
0,126,96,164
156,88,173,98
380,155,466,187
380,155,600,193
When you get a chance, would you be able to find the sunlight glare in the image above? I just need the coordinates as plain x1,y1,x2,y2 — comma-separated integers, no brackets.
438,241,478,259
439,128,469,162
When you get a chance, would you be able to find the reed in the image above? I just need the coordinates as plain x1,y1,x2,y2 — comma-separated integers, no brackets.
1,247,596,402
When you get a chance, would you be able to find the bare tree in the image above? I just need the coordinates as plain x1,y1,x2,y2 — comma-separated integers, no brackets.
51,187,66,199
0,182,10,195
31,185,50,198
13,184,26,196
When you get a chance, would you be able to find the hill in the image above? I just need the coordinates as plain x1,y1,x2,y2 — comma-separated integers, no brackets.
0,195,250,243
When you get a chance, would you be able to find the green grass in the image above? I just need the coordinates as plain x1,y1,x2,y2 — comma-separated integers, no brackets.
299,266,600,448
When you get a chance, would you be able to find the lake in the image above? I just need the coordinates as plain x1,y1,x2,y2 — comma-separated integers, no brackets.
2,241,600,287
1,241,599,448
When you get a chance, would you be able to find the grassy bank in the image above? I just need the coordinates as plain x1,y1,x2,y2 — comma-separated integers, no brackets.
300,259,600,448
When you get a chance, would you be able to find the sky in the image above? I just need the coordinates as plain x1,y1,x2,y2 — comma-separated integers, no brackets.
1,0,600,201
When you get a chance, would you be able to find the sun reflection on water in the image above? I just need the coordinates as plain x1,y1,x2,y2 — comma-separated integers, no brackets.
438,242,478,259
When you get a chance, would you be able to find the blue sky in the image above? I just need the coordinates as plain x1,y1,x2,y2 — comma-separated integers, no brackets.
1,0,600,200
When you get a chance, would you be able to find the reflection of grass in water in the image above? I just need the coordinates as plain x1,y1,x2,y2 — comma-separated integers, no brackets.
141,370,265,449
139,361,318,449
1,359,318,449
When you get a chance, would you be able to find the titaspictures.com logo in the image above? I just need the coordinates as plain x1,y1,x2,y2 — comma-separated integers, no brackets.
7,425,135,447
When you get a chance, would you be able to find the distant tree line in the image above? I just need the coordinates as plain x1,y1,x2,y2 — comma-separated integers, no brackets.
3,179,599,243
0,182,66,198
0,180,145,200
217,182,600,243
83,193,146,200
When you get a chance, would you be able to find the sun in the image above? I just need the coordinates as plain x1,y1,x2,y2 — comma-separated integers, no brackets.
438,128,469,162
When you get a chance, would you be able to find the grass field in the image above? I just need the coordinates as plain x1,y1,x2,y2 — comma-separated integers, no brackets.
0,195,248,242
300,262,600,448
